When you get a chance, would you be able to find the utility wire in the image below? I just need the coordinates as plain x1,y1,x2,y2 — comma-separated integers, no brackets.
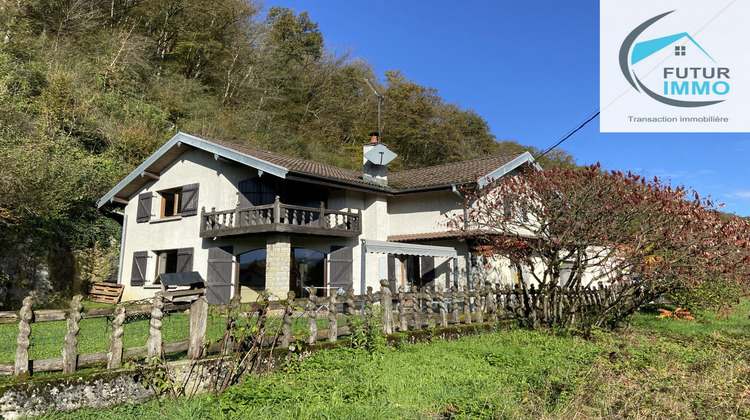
538,109,600,159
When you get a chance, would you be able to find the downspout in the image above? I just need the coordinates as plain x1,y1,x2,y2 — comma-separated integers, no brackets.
360,239,367,314
116,210,127,285
452,184,473,290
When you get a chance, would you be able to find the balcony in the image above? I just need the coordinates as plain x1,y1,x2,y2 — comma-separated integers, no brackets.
199,197,361,238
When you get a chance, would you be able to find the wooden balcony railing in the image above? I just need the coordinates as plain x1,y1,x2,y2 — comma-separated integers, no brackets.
199,196,362,238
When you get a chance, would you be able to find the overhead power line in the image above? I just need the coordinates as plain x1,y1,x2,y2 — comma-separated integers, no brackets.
538,109,600,159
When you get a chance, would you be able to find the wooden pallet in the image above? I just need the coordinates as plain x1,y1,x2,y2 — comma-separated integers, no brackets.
87,282,124,304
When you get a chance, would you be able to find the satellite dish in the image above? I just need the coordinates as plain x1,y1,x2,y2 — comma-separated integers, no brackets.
364,144,397,166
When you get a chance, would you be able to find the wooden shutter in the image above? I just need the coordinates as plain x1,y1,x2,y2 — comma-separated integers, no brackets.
328,247,353,292
420,256,435,285
207,246,233,304
176,248,194,272
131,251,148,286
180,184,199,216
136,193,152,223
387,254,397,293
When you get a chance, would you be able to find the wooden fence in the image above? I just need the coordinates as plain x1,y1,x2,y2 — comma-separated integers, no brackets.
0,281,619,380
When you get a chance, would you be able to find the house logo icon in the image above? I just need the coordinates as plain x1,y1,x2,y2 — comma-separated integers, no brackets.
619,10,730,108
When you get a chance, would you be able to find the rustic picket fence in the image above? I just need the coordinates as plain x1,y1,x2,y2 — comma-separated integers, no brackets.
303,279,620,343
0,280,619,380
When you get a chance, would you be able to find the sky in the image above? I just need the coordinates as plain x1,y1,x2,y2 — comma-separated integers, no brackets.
270,1,750,216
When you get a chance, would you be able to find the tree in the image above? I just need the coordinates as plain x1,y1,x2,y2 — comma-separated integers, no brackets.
449,164,750,329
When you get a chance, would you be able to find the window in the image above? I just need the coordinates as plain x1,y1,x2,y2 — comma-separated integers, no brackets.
401,255,434,292
153,248,193,285
157,183,198,218
156,250,179,277
238,178,277,207
238,249,266,289
161,189,182,218
293,248,325,297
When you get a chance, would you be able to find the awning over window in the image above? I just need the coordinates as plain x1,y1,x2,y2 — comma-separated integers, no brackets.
361,239,457,258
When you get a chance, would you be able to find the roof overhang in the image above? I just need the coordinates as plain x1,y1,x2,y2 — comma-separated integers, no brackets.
477,151,541,188
97,132,288,208
361,239,457,258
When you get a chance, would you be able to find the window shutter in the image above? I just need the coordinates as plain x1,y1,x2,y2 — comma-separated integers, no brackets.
387,254,397,293
176,248,194,272
131,251,149,286
180,183,199,216
136,193,152,223
207,246,234,304
328,247,353,292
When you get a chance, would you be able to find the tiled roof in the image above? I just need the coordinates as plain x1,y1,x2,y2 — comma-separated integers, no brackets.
200,136,527,192
387,153,524,189
202,136,368,185
387,231,464,242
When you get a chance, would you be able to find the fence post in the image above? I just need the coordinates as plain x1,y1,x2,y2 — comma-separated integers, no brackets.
380,279,393,334
497,285,508,320
437,288,448,327
345,288,356,316
281,291,294,348
514,286,525,318
424,287,434,327
364,286,374,319
62,295,83,374
327,294,338,342
107,305,125,369
474,288,484,324
188,296,208,359
411,290,422,329
397,286,408,332
306,287,318,345
529,284,538,328
14,296,33,380
450,286,460,324
485,282,497,322
146,292,164,362
463,287,473,325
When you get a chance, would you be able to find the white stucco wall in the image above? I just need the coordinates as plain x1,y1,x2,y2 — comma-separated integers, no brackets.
119,148,259,301
386,190,463,237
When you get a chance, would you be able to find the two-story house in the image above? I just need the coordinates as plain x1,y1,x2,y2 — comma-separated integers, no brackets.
97,132,538,303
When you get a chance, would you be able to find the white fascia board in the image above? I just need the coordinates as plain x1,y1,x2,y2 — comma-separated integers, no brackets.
477,151,540,188
176,132,287,178
96,132,288,208
362,239,457,258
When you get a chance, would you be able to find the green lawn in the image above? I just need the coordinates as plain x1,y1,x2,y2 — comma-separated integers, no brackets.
39,301,750,419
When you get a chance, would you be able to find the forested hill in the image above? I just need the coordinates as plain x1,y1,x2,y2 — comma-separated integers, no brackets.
0,1,574,300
